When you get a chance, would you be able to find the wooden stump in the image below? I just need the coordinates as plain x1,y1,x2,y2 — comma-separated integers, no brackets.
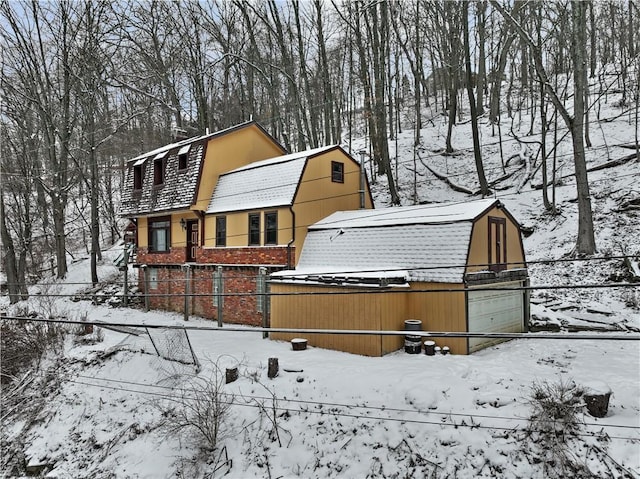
268,357,279,379
225,367,238,384
583,381,612,418
291,338,307,351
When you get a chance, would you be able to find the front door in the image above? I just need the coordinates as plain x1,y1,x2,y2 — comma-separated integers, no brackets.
186,220,198,262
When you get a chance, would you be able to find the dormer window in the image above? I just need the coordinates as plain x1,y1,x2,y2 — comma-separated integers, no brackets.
133,165,143,190
177,144,190,171
132,157,146,190
153,151,168,186
153,158,164,186
178,153,188,170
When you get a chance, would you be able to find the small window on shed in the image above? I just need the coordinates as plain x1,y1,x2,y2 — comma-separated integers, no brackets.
153,158,164,186
331,161,344,183
133,165,143,190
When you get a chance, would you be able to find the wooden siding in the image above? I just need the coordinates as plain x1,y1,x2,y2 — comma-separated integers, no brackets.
195,125,285,221
291,150,373,264
270,283,407,357
466,206,525,274
406,282,468,355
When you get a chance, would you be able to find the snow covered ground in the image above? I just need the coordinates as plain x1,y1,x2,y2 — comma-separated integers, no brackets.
2,91,640,477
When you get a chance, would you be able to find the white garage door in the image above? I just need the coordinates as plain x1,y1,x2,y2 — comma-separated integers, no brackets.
467,281,525,353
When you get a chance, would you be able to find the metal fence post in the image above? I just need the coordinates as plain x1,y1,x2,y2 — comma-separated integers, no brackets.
216,265,224,327
182,264,191,321
258,267,269,339
122,244,129,307
141,264,149,312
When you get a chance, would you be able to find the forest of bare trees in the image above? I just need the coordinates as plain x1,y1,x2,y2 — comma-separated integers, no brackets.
1,0,638,302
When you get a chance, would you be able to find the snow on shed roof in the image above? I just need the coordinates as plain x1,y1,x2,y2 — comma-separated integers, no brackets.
206,145,340,214
311,198,499,230
273,199,503,284
273,222,473,283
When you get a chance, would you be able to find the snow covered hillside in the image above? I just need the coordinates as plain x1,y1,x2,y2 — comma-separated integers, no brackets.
2,98,639,478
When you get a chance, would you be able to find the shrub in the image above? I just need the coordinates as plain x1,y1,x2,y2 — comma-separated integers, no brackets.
158,365,233,454
0,319,65,384
526,379,594,478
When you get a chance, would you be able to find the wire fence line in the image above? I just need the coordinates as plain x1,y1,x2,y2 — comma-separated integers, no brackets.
3,252,638,289
13,281,640,299
62,377,640,442
2,316,639,341
71,373,640,431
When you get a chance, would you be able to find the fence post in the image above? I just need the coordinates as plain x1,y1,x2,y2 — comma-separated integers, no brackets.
215,265,224,327
141,264,149,312
259,267,269,339
182,264,191,321
122,244,129,307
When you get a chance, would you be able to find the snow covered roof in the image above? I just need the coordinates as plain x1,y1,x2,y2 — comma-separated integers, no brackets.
121,122,285,217
273,199,502,284
126,121,272,165
206,145,339,214
120,143,205,216
311,198,498,230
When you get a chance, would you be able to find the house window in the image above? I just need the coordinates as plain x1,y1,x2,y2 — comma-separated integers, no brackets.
177,144,190,171
216,216,227,247
148,267,159,289
153,158,164,186
331,161,344,183
133,165,143,190
248,213,260,246
148,217,170,252
265,211,277,245
178,153,188,170
488,216,507,272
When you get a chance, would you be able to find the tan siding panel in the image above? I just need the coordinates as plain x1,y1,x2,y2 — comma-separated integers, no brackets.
406,283,468,355
466,207,526,274
271,284,404,356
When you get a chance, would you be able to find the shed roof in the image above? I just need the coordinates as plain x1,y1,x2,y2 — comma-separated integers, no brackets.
206,145,339,214
272,199,503,284
311,198,498,230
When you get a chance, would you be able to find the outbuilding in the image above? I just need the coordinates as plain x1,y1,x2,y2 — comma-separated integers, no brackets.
269,199,529,356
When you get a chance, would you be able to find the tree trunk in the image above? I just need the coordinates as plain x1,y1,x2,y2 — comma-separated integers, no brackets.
476,0,487,116
570,0,596,255
464,0,489,195
0,195,21,304
493,0,596,254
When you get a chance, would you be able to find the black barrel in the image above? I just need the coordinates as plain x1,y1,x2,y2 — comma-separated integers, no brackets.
404,319,422,354
424,340,436,356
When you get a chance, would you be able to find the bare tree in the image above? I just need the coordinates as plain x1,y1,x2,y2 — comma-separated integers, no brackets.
463,0,489,196
493,0,596,255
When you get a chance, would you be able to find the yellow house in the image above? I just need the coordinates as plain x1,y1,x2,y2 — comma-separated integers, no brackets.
119,122,373,325
270,199,528,356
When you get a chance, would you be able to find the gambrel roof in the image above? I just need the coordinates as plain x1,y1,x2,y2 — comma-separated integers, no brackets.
120,140,204,217
272,199,507,284
206,145,342,214
119,122,283,217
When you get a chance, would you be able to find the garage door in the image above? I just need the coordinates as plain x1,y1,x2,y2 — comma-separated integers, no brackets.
467,281,525,353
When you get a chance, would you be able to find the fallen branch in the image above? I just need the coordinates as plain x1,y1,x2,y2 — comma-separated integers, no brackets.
587,153,638,173
419,157,475,194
